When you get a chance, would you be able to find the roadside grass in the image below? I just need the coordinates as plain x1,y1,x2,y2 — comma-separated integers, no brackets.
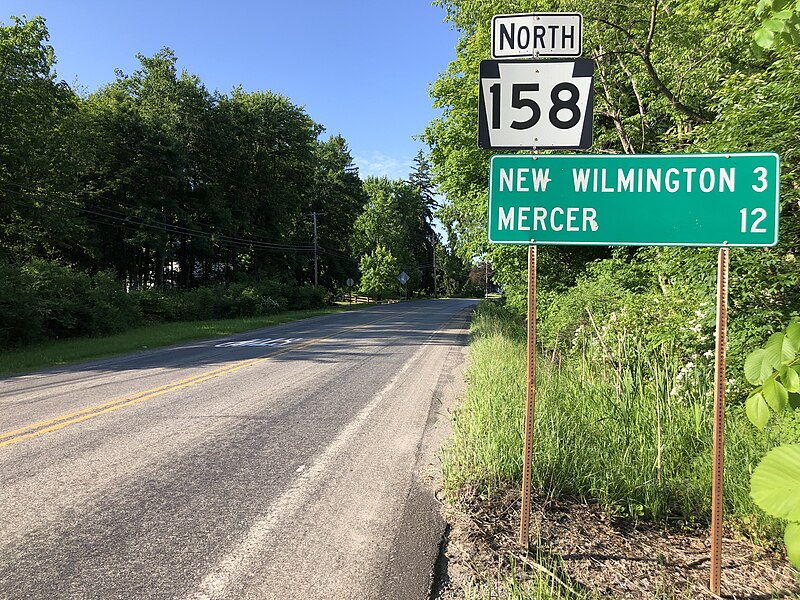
0,305,362,377
463,554,599,600
443,300,780,542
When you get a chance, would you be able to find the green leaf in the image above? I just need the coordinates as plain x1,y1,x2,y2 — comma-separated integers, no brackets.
783,366,800,393
764,378,789,413
746,392,771,429
787,321,800,352
786,522,800,569
764,18,788,32
790,392,800,411
765,333,786,369
783,331,799,361
751,444,800,520
745,348,769,385
754,26,776,48
774,9,795,18
790,23,800,44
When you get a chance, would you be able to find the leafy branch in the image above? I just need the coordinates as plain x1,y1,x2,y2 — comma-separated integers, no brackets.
744,321,800,428
754,0,800,49
588,2,713,124
744,319,800,569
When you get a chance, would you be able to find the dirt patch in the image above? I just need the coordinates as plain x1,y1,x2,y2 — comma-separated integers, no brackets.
433,486,800,599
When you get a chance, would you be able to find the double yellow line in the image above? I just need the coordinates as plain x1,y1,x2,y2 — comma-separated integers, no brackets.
0,310,399,449
0,356,270,449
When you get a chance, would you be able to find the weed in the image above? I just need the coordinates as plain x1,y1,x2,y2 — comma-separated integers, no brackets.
444,301,781,538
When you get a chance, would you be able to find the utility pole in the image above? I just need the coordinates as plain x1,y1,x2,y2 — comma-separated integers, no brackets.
432,244,437,297
307,212,325,287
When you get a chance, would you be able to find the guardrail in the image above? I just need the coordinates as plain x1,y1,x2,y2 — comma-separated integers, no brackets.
340,294,402,305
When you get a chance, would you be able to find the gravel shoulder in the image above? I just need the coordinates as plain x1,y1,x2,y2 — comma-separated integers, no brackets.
433,480,800,599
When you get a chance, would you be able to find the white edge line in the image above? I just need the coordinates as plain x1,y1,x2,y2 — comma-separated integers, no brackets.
185,312,461,599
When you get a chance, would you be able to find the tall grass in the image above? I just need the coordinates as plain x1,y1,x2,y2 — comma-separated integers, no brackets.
444,300,779,538
463,554,599,600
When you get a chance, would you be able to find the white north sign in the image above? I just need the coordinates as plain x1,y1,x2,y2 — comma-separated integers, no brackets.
492,13,583,58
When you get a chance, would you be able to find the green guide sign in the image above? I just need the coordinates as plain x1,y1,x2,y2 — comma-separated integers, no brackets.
488,153,780,247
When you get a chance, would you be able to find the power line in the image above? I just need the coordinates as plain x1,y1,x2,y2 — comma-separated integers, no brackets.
317,246,359,264
1,185,316,254
3,184,365,272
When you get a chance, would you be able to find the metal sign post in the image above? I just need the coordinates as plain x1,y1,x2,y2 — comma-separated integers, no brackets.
519,244,537,546
710,247,730,594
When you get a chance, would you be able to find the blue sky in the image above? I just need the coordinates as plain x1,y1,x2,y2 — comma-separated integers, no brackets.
5,1,461,180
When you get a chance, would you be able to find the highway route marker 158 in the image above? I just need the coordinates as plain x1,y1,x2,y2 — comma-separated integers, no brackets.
488,153,780,247
478,59,594,150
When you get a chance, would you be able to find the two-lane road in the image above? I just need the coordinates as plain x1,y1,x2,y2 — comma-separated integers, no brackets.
0,298,476,599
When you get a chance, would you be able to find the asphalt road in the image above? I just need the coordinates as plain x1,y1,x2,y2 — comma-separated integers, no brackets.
0,298,476,599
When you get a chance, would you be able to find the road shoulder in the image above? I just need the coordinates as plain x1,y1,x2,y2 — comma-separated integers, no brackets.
376,307,471,600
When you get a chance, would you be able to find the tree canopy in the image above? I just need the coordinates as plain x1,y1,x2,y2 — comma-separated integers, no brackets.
425,0,800,337
0,14,474,347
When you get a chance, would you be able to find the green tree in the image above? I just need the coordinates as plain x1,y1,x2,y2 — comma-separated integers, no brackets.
0,15,83,263
76,49,220,288
425,0,799,338
216,88,321,282
358,245,398,300
425,0,781,304
308,135,366,288
754,0,800,49
407,151,439,294
77,58,324,288
353,177,424,293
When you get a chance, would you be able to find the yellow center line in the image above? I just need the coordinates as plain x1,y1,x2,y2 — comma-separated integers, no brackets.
0,359,265,442
0,310,401,449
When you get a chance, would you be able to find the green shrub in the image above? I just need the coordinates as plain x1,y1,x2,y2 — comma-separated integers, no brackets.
177,287,215,321
0,261,332,349
0,263,43,347
22,259,93,340
289,284,328,310
83,271,140,335
133,288,178,323
222,283,280,317
0,260,140,348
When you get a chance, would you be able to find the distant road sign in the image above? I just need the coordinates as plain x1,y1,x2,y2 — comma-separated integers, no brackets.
488,153,780,247
478,59,594,150
346,277,354,287
492,13,582,58
397,271,409,285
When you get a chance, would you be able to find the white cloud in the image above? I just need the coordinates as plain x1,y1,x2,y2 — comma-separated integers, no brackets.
352,152,414,180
